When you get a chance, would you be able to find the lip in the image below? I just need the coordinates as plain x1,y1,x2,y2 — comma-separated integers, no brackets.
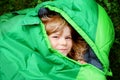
58,49,67,51
57,49,68,56
58,49,67,52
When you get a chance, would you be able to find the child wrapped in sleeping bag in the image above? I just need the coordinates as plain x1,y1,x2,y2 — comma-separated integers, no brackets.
0,0,115,80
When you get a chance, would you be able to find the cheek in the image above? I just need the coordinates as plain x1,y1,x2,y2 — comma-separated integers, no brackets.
49,38,57,48
68,41,73,48
50,40,56,48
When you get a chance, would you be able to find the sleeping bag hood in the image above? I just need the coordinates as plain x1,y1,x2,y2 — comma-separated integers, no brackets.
0,0,115,80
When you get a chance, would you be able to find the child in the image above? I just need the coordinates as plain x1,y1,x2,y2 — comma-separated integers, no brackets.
38,8,88,64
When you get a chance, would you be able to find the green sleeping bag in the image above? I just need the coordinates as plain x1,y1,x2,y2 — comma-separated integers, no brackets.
0,0,115,80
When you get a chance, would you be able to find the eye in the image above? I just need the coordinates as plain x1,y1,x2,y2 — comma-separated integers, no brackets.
65,36,72,39
52,36,59,38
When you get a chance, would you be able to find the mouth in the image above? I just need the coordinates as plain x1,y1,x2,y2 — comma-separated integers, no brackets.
58,49,67,51
57,49,68,56
58,49,67,53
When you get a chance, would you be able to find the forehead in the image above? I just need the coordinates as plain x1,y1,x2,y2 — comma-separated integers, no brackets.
63,26,71,33
53,26,72,35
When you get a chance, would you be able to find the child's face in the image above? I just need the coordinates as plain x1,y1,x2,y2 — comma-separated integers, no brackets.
48,26,72,56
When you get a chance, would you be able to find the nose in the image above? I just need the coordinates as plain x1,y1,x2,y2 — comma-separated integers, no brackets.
59,38,67,46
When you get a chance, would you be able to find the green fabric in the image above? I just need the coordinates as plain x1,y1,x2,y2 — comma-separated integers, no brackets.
95,4,114,75
35,0,98,42
76,64,106,80
0,0,114,80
